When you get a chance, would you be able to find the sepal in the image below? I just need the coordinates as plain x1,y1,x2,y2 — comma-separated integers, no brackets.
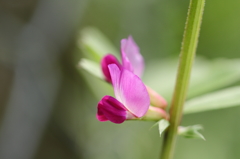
158,119,170,137
178,125,205,140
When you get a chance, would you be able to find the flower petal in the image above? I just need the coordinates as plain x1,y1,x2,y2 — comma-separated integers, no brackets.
101,54,121,83
121,36,144,77
108,64,121,97
121,51,134,73
108,64,150,117
97,95,127,124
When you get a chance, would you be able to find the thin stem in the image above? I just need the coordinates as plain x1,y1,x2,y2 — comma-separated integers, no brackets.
160,0,205,159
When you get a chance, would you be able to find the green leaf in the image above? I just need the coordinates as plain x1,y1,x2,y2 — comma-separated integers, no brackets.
188,58,240,98
158,119,170,137
77,27,119,63
78,58,104,80
184,86,240,114
178,125,205,140
143,58,240,102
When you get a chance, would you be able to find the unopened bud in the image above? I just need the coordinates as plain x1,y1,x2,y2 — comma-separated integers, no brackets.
146,86,167,109
141,106,169,121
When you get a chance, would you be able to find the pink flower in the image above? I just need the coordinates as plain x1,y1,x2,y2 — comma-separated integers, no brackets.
97,64,150,124
100,36,167,109
101,36,144,83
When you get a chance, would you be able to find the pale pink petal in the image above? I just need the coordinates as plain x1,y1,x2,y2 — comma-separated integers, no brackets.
121,36,144,77
108,64,150,117
107,64,121,99
101,54,121,83
121,51,134,73
97,95,127,124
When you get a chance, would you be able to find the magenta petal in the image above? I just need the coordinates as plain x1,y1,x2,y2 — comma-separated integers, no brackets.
97,95,127,124
101,54,121,83
108,64,150,117
97,108,108,121
121,36,144,77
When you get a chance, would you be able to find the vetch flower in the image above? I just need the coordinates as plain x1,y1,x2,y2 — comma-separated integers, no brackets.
100,36,167,109
101,36,144,83
97,64,150,124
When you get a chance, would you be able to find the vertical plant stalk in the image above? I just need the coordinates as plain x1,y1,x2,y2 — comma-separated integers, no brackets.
160,0,205,159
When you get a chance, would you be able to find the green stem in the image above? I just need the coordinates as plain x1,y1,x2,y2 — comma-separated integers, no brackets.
160,0,205,159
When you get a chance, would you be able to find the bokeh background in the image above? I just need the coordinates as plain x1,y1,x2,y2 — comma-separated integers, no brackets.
0,0,240,159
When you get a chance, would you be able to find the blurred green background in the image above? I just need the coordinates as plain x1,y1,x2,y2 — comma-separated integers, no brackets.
0,0,240,159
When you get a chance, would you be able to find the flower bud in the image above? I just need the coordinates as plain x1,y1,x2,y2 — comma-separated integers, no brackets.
141,106,169,121
146,86,167,109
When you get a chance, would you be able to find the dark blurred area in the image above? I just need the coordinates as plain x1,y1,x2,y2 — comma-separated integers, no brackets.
0,0,240,159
